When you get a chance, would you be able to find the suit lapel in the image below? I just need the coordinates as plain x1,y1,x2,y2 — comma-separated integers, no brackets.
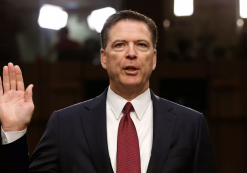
147,92,177,173
80,88,114,173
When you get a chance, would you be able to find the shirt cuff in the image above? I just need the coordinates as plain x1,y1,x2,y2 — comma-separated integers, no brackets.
1,126,27,145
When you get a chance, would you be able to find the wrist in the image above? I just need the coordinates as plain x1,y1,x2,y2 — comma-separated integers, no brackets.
2,126,27,132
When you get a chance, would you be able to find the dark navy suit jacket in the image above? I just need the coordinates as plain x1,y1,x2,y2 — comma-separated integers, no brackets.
0,89,218,173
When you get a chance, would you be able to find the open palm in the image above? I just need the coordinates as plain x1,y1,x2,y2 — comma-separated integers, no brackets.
0,63,34,132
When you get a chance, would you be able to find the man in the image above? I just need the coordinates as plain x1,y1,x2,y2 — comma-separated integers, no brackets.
0,10,218,173
45,27,82,61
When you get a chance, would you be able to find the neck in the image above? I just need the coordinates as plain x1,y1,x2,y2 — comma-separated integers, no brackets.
110,84,149,101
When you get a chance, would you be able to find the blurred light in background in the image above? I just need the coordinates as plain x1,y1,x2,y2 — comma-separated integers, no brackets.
240,0,247,18
163,19,171,29
38,4,68,30
174,0,194,17
87,7,116,33
237,18,244,27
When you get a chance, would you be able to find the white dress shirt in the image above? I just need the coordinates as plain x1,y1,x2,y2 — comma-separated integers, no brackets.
1,87,153,173
107,87,153,173
1,126,26,144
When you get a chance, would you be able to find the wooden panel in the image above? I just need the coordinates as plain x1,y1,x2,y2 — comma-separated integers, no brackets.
210,90,243,118
154,61,210,78
211,60,242,80
216,122,245,173
50,91,82,111
49,62,82,83
242,60,247,117
83,64,108,79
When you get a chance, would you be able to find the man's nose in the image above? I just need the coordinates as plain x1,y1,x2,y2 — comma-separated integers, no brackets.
126,45,137,59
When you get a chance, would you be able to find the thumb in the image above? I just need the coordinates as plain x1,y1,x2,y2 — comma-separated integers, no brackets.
25,84,34,102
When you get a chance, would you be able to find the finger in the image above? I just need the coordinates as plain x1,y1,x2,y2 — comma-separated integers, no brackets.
14,65,25,91
25,84,34,102
3,66,10,92
8,63,16,90
0,77,3,96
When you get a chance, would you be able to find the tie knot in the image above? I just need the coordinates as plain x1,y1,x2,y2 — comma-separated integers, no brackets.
123,102,133,114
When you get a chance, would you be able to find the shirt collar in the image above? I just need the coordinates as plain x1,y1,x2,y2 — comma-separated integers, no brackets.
107,87,151,120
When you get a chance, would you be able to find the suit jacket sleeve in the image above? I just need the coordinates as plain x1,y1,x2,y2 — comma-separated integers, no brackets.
0,111,60,173
193,114,218,173
0,133,29,173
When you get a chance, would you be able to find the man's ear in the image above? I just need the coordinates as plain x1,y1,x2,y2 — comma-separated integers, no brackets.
100,49,107,69
152,49,157,70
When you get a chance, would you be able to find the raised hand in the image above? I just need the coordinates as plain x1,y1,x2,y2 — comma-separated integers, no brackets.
0,63,34,132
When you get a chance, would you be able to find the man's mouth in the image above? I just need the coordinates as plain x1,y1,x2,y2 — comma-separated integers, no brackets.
124,66,139,75
125,67,137,71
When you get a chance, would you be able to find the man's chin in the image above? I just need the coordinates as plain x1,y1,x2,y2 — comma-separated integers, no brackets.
121,82,147,91
122,80,141,87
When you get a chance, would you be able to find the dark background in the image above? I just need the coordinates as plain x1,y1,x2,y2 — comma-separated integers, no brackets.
1,0,247,172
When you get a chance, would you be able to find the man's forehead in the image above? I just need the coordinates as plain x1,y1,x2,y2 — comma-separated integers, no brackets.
107,20,152,41
110,19,149,31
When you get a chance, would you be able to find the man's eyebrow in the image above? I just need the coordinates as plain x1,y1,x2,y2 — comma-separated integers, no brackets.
111,39,150,45
111,40,127,45
136,39,149,43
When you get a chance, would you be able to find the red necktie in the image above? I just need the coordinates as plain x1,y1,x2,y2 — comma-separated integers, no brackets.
117,102,141,173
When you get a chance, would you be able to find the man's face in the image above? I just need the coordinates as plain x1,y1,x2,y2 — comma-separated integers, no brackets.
101,20,157,92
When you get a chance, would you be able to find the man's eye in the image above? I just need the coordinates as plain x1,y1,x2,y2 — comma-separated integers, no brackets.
138,43,147,47
115,43,124,47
